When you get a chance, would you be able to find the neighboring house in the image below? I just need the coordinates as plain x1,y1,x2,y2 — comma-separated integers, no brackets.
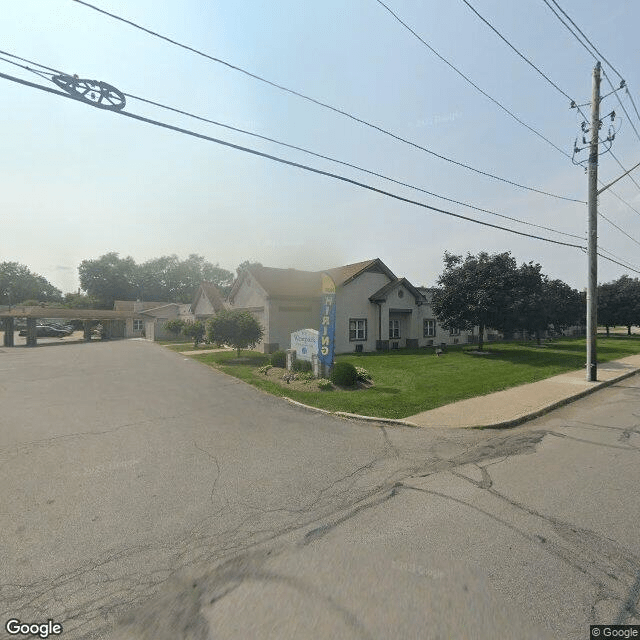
227,258,475,354
192,282,228,320
113,300,193,339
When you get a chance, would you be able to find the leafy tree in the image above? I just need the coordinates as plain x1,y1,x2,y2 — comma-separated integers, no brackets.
138,254,234,302
0,262,63,304
181,320,206,347
206,309,264,357
432,252,520,351
543,279,584,333
164,319,185,337
78,252,138,308
63,292,99,309
599,276,640,335
236,260,262,277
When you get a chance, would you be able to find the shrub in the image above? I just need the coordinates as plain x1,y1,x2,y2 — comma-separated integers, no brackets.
355,366,372,382
258,364,272,375
330,361,358,387
164,319,185,337
317,378,333,391
270,350,287,368
298,371,314,382
293,359,313,373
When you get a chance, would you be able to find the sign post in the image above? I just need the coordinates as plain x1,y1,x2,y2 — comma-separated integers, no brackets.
317,273,336,376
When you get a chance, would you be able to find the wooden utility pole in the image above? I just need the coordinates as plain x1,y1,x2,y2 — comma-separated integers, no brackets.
586,62,601,382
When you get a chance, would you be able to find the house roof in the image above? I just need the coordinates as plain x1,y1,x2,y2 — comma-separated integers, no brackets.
369,278,426,303
324,258,396,288
113,300,170,312
193,282,226,313
229,258,397,300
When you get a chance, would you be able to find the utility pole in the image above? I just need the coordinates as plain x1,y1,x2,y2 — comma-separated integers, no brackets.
586,61,601,382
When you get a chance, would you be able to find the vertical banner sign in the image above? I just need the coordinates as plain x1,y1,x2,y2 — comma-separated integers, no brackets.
318,273,336,369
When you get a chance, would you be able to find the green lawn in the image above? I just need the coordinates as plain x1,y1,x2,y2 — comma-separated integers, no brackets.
185,336,640,419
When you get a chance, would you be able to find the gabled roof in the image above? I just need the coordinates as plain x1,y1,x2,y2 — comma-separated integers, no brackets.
324,258,395,287
246,267,322,298
369,278,426,304
229,258,396,300
193,282,227,313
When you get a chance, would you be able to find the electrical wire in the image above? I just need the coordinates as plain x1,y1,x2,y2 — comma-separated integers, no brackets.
374,0,570,159
0,50,584,241
599,211,640,248
0,68,587,250
70,0,585,204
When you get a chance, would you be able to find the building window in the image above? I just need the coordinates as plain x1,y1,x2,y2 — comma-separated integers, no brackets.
349,319,367,341
423,319,436,337
398,290,404,298
449,327,460,336
389,319,400,339
133,319,144,332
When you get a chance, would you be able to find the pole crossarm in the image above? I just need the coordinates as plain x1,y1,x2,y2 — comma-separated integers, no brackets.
597,159,640,194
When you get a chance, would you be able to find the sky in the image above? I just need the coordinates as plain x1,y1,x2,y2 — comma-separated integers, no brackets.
1,0,640,295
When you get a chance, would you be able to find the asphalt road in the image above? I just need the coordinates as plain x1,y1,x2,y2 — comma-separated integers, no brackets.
1,340,639,639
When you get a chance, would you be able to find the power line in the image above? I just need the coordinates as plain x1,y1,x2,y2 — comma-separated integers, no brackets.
599,210,640,248
374,0,570,159
70,0,585,204
0,50,584,241
597,245,640,273
459,0,573,102
459,0,640,233
0,68,587,250
597,251,640,275
544,0,624,81
539,2,640,179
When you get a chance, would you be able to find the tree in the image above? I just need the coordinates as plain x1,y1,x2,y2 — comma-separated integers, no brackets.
432,252,520,351
206,309,264,357
181,320,206,347
78,252,138,308
0,262,63,304
63,292,99,309
235,260,262,277
599,276,640,335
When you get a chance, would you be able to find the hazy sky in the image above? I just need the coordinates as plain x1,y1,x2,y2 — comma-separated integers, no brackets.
2,0,639,294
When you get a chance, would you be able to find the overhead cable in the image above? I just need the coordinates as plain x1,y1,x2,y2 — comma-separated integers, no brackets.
0,50,584,240
0,69,587,250
70,0,585,203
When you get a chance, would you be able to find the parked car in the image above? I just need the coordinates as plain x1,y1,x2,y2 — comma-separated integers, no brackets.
18,324,73,338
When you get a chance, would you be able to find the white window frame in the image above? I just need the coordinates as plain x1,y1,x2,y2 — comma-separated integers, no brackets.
449,327,460,336
133,319,144,332
389,319,400,339
349,318,367,341
423,319,436,337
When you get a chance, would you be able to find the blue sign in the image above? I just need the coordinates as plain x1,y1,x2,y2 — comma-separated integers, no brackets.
318,274,336,368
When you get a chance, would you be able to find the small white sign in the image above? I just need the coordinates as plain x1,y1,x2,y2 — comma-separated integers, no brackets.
291,328,319,362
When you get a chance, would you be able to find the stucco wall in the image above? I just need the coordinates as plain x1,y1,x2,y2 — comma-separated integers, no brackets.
267,298,320,353
334,271,391,353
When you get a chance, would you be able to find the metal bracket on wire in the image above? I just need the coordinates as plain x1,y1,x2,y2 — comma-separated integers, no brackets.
51,74,125,110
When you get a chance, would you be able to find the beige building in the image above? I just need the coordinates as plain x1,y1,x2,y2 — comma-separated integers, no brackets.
228,258,475,354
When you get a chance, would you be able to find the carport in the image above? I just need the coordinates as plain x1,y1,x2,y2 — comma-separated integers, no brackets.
0,306,146,347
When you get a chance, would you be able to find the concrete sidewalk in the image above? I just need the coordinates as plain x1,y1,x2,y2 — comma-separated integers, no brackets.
404,353,640,429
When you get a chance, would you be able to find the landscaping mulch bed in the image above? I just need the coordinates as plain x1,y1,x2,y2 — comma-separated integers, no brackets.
256,366,373,392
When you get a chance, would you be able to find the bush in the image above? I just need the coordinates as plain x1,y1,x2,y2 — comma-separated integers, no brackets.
355,366,372,382
330,361,358,387
317,378,333,391
270,350,287,368
258,364,272,375
293,359,313,373
164,319,185,337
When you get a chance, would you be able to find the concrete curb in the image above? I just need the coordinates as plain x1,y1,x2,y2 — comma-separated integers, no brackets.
471,365,640,430
284,398,419,428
